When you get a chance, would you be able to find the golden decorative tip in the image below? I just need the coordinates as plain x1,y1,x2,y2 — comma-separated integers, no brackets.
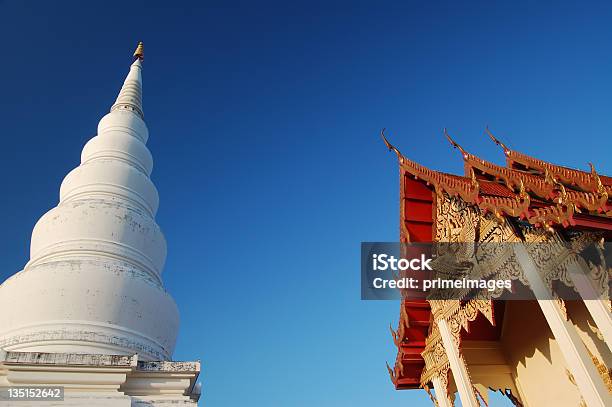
133,41,144,60
380,129,405,163
444,128,468,158
486,127,510,155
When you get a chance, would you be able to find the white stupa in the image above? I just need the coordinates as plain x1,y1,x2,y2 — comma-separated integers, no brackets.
0,43,200,406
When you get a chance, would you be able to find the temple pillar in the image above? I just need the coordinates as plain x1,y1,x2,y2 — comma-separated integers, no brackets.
514,245,611,407
437,317,479,407
431,374,453,407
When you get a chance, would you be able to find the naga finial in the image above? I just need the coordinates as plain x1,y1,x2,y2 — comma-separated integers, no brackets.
518,179,528,199
386,361,396,383
389,323,399,346
516,179,531,217
486,126,510,155
469,167,481,200
589,163,607,196
444,128,468,159
544,168,555,184
133,41,144,61
469,166,479,188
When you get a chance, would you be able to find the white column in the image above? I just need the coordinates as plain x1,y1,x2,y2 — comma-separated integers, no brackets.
437,318,480,407
432,375,454,407
567,262,612,353
514,245,612,407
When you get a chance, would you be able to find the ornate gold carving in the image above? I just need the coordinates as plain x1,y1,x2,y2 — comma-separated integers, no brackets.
420,325,453,406
433,194,530,298
578,236,610,302
431,300,494,348
447,131,596,228
421,326,448,380
422,383,440,407
521,228,610,301
586,348,612,393
391,303,411,347
556,297,568,320
479,180,531,223
386,361,396,385
435,194,479,243
487,128,612,195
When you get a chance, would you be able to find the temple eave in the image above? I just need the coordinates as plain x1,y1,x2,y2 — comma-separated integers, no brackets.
384,130,612,232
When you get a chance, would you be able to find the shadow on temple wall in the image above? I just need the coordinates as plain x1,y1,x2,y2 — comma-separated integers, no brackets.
501,282,554,367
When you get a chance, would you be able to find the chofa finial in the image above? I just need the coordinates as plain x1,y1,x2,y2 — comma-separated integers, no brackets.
380,128,405,164
485,126,510,155
133,41,144,61
444,128,468,159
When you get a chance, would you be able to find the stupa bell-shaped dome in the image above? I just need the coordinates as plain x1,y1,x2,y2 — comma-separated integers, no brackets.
0,43,180,361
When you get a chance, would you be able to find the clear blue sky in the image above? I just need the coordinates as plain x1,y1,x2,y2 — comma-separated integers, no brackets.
1,1,611,406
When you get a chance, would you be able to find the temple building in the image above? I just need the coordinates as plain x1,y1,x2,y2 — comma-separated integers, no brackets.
383,129,611,406
0,43,201,406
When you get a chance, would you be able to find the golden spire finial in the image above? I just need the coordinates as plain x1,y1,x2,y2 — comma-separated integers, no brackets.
133,41,144,61
486,126,510,155
380,128,405,164
444,128,468,159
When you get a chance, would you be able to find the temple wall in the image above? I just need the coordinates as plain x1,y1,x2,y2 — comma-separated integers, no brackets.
500,301,583,406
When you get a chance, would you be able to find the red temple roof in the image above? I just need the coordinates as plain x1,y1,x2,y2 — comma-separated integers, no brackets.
383,129,611,232
487,128,612,194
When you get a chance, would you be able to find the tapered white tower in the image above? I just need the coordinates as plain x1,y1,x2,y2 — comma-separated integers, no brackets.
0,42,180,361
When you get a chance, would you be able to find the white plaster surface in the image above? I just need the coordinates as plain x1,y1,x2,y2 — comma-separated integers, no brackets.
0,57,180,361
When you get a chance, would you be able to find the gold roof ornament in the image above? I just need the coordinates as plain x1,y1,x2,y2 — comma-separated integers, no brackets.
381,128,405,164
486,126,510,155
133,41,144,61
444,128,468,159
